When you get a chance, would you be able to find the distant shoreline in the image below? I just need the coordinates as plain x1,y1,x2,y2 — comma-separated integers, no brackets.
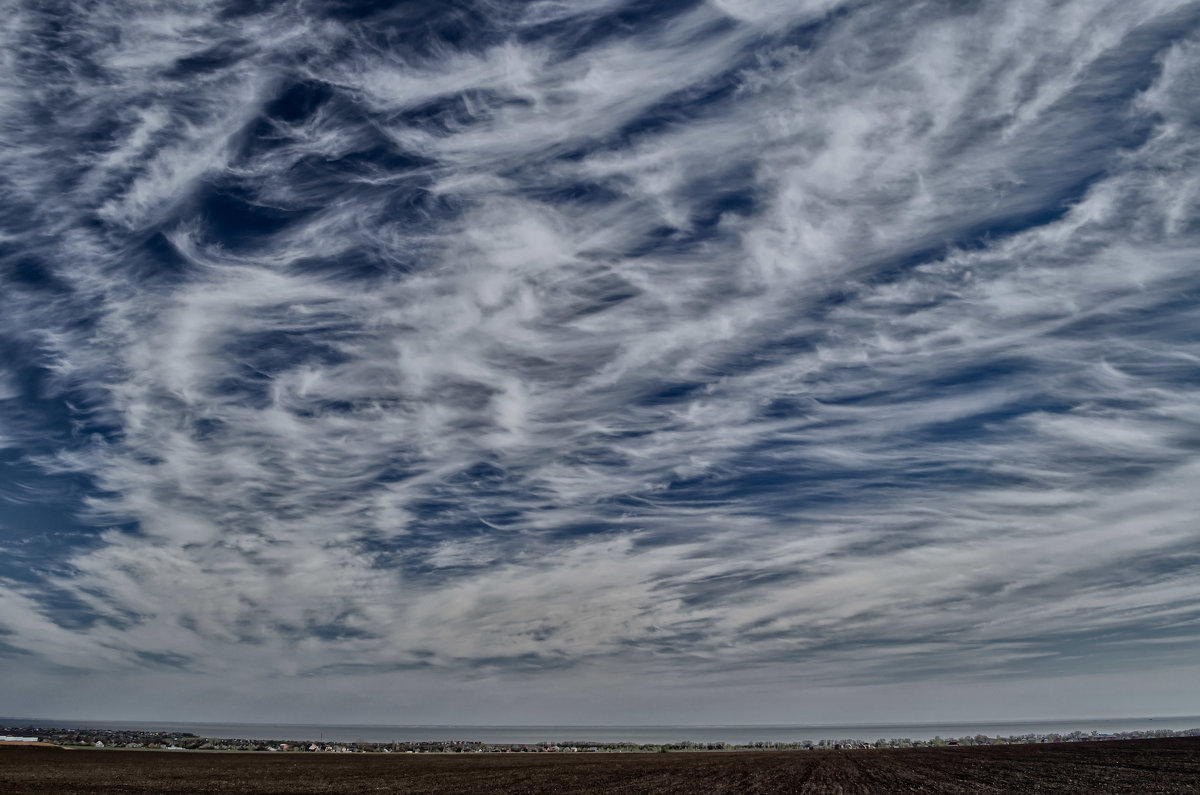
5,722,1198,754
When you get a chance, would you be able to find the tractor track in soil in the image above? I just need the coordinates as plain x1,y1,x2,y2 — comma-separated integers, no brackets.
2,737,1199,793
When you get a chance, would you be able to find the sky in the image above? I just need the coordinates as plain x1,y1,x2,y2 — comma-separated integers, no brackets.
2,0,1200,727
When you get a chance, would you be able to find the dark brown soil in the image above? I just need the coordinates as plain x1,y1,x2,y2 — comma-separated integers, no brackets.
3,737,1199,793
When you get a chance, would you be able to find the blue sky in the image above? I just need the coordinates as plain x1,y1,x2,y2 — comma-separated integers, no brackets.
2,0,1200,725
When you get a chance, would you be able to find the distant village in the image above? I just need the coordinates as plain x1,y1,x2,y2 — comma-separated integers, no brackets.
3,725,1198,753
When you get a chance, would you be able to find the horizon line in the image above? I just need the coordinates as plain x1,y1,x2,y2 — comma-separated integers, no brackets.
6,714,1200,731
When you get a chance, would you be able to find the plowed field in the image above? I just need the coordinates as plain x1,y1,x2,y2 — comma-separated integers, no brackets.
3,737,1199,793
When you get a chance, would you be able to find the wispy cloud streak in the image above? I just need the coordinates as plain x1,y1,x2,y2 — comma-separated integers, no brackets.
2,0,1199,721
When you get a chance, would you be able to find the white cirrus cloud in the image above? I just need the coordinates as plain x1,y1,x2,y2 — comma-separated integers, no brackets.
1,0,1199,724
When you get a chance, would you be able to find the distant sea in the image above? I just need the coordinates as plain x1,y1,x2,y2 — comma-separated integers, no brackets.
5,717,1200,745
